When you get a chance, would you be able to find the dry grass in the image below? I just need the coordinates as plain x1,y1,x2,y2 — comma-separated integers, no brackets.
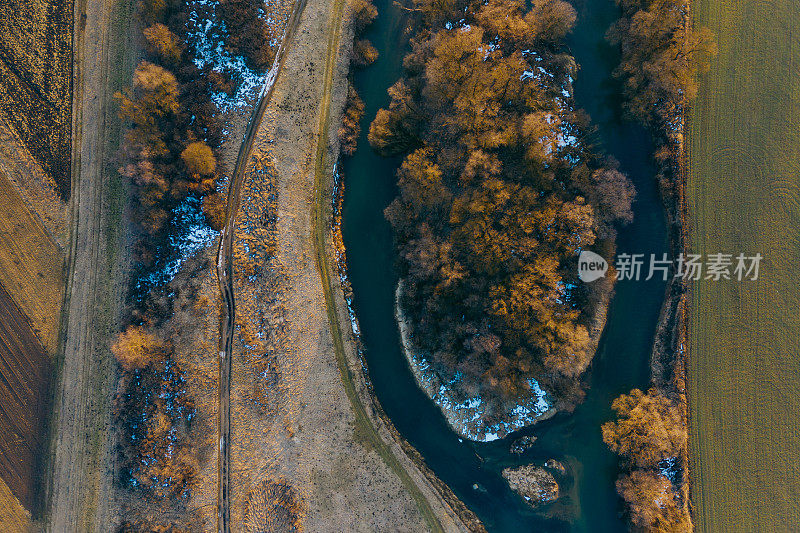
687,0,800,530
0,477,32,533
0,170,64,355
222,0,444,527
0,117,68,248
243,478,304,532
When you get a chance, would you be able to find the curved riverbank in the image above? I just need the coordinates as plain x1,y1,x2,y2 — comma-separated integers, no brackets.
297,0,478,528
341,0,670,529
309,1,481,522
395,280,557,443
396,272,614,444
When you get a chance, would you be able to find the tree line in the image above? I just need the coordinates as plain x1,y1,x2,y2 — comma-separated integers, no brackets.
607,0,716,131
369,0,636,417
604,1,714,530
338,0,378,155
603,389,691,531
112,0,277,504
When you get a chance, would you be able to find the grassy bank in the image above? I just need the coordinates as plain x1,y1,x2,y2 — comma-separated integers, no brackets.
309,0,445,528
687,0,800,529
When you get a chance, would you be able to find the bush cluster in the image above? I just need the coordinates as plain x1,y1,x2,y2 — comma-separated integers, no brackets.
112,0,277,504
603,388,691,531
607,0,716,131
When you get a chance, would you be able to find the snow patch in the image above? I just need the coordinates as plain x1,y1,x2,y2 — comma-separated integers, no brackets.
186,0,277,111
397,282,553,442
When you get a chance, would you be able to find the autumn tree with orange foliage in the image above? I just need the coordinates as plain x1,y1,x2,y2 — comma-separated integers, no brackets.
352,39,379,67
603,388,691,531
370,0,635,412
603,388,686,468
607,0,716,129
112,326,169,371
616,471,691,532
350,0,377,34
181,140,217,176
143,23,183,65
202,192,227,231
338,86,365,156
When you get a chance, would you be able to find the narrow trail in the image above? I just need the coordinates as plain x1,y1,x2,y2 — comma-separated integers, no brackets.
217,0,448,530
215,1,306,531
307,0,447,531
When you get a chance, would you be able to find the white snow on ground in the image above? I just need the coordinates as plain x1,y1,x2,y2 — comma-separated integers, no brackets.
186,0,280,111
170,196,219,259
138,0,290,292
519,55,580,158
408,346,553,441
397,286,553,442
139,196,219,290
331,164,360,337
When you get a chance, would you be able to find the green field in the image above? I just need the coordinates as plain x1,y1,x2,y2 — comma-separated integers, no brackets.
688,0,800,530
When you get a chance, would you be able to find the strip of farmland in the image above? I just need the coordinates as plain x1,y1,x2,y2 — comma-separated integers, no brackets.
0,170,65,356
0,0,72,199
0,281,51,512
688,0,800,530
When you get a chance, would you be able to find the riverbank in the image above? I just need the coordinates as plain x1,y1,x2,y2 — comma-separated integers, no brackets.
644,8,697,527
333,172,485,532
648,114,692,529
591,0,713,526
222,0,475,527
396,276,613,443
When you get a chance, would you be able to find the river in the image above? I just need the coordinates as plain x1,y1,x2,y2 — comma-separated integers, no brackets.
340,0,669,530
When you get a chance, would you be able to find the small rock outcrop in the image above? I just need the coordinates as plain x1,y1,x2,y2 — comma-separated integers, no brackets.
502,464,559,507
544,459,566,476
509,435,537,455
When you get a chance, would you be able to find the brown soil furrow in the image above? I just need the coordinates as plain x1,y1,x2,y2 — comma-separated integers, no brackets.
0,281,51,511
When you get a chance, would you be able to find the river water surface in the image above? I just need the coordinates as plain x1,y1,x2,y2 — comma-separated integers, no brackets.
341,0,669,530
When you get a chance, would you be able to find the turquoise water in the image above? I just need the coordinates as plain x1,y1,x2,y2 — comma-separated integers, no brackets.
340,0,669,530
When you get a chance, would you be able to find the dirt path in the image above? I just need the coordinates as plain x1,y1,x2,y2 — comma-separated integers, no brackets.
215,2,307,531
307,2,448,530
215,0,474,527
45,0,134,529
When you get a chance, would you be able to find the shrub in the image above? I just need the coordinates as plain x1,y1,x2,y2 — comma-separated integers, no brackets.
181,141,217,177
202,192,227,230
143,23,183,65
350,0,377,35
111,326,169,371
218,0,278,71
338,86,365,156
352,39,379,67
